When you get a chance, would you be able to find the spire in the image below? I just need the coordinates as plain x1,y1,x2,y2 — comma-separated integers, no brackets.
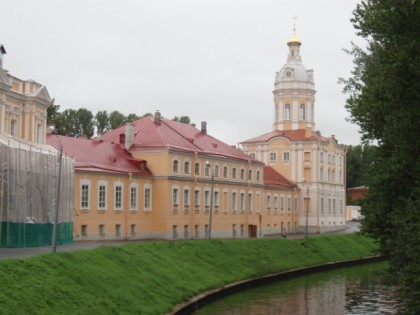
286,17,302,62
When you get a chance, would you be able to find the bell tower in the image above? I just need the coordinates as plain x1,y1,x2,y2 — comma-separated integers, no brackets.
272,20,316,137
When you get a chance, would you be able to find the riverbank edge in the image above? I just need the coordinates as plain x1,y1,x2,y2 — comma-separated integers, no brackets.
170,255,385,315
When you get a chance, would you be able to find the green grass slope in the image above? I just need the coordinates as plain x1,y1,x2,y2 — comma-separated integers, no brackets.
0,234,377,315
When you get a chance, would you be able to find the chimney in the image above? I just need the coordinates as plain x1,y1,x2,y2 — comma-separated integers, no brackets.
305,127,311,139
154,110,161,125
0,45,6,69
125,123,134,149
201,121,207,134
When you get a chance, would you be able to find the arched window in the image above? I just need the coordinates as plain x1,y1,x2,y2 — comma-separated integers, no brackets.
194,162,200,175
214,165,219,177
173,160,179,173
184,161,190,174
300,104,306,120
285,104,291,120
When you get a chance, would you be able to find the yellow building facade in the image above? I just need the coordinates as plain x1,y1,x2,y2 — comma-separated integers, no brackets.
0,45,52,144
241,35,346,233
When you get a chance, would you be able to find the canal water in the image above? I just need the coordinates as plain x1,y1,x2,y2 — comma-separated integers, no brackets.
194,261,402,315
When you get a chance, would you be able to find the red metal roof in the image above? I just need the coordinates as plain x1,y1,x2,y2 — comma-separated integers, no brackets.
46,134,152,176
263,166,295,189
103,116,262,164
240,129,330,144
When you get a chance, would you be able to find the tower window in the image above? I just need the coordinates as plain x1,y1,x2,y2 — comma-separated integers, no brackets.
300,104,306,120
285,104,291,120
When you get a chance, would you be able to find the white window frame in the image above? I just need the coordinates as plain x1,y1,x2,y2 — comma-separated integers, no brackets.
232,190,237,211
194,188,200,206
173,159,179,174
266,194,271,209
80,179,90,210
285,103,291,120
283,152,290,162
183,187,190,206
129,183,138,211
269,152,277,162
114,182,123,210
194,162,200,176
98,180,108,210
184,161,190,175
144,184,152,211
172,186,180,205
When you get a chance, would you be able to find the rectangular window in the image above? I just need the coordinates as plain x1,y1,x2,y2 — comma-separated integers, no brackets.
304,152,311,162
194,162,200,175
240,193,245,212
144,187,151,209
267,195,271,209
287,197,291,211
274,196,278,209
232,224,237,237
214,191,219,207
248,193,253,210
81,184,89,208
194,190,200,206
99,224,105,236
173,188,179,205
184,189,190,205
240,224,245,237
130,224,136,236
115,224,121,236
283,152,290,161
321,198,324,214
130,186,137,209
270,152,277,162
205,190,210,207
184,225,189,239
232,192,237,210
240,169,245,180
248,170,252,181
281,197,284,211
10,120,17,137
232,168,237,179
205,224,209,238
205,165,210,176
98,185,106,209
333,199,336,213
115,186,122,209
294,197,298,212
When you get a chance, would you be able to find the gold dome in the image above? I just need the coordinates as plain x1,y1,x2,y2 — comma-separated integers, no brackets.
287,34,302,45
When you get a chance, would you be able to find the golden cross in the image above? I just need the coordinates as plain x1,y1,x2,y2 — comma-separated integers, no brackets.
292,16,298,35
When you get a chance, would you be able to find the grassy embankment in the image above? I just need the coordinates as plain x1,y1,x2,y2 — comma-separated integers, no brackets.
0,234,377,315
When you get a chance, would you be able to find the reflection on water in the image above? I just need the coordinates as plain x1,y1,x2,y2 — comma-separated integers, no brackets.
194,262,402,315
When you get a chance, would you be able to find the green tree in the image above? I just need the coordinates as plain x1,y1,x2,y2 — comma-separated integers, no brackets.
94,110,111,133
342,1,420,313
47,104,61,124
109,110,126,129
126,113,140,123
54,108,94,138
346,144,377,188
172,115,192,125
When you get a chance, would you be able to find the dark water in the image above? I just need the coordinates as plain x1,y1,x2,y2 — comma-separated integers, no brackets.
194,262,402,315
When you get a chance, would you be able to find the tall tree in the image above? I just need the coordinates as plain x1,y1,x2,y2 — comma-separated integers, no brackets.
126,113,140,123
109,110,126,129
172,115,193,125
77,108,94,138
95,110,111,133
342,1,420,313
346,144,377,188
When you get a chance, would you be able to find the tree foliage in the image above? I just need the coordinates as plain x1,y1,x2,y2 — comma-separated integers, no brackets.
342,1,420,313
346,144,377,188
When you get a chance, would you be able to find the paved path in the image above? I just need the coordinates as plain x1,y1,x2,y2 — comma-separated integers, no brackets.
0,221,361,260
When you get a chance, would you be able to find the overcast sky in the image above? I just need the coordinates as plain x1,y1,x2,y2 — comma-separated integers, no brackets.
1,0,364,146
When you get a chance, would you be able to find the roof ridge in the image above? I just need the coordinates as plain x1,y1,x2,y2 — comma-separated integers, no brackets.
161,119,204,151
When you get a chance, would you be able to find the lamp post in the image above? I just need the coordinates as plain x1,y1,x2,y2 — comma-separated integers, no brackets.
51,143,63,253
206,161,214,239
